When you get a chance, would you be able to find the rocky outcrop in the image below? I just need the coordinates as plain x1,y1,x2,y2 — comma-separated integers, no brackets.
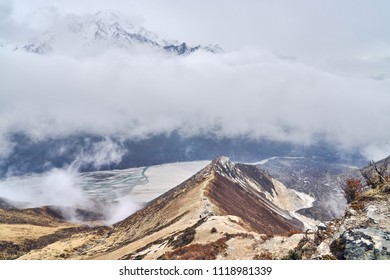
330,229,390,260
326,195,390,260
310,167,390,260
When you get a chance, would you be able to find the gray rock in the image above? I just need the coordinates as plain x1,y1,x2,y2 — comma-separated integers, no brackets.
317,223,327,231
330,229,390,260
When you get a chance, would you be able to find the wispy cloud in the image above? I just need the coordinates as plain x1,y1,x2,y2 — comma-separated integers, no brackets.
0,140,138,224
71,138,126,170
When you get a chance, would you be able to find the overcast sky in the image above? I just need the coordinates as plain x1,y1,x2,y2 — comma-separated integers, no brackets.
1,0,390,160
2,0,390,78
3,1,390,55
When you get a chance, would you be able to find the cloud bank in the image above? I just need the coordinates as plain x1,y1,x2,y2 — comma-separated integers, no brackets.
1,44,390,160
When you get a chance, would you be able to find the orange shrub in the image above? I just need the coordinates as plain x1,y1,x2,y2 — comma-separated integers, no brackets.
343,178,363,203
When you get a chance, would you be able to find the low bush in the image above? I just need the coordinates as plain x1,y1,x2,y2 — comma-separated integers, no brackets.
343,179,364,203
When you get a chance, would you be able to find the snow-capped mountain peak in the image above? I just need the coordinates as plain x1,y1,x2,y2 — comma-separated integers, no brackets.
67,10,148,46
1,10,221,56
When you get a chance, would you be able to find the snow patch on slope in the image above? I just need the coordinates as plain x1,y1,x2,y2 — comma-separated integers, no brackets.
267,178,318,229
268,179,315,211
246,156,304,165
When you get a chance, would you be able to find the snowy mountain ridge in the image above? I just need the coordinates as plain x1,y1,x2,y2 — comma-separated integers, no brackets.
1,10,222,56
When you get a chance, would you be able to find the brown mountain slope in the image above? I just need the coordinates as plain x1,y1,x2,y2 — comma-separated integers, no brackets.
78,157,305,259
0,204,93,259
207,172,303,235
4,157,311,260
115,157,303,236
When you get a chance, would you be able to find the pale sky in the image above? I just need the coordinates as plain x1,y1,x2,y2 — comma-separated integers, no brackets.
3,0,390,54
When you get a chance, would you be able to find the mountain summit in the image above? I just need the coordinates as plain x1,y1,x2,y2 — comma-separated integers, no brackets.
3,10,222,56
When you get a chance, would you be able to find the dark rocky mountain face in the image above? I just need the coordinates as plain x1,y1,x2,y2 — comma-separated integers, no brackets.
163,43,200,55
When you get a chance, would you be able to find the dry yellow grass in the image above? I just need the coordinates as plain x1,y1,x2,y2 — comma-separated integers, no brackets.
0,224,68,244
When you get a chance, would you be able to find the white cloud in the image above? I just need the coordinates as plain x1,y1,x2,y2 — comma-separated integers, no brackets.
40,168,86,207
362,144,390,162
105,196,140,225
1,44,389,160
71,138,126,169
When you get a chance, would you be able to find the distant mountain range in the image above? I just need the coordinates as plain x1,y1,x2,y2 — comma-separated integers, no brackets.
0,10,222,56
0,132,366,178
